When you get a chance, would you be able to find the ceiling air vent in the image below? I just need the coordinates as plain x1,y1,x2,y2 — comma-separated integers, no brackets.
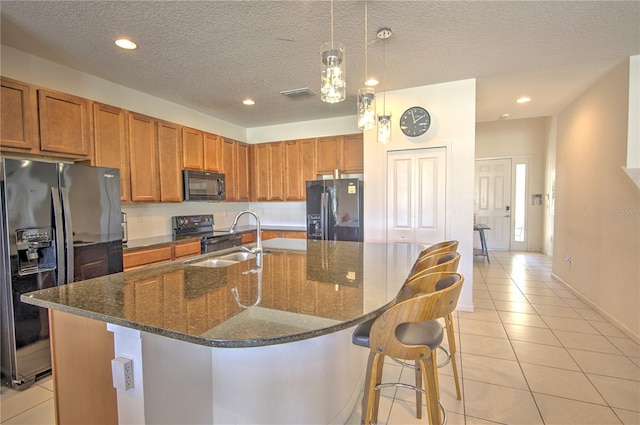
280,87,315,98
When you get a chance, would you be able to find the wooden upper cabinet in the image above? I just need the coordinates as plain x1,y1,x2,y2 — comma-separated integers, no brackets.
38,89,92,158
93,103,130,202
253,142,284,201
220,138,249,201
341,133,364,173
316,136,340,174
316,134,363,174
0,77,38,152
253,143,270,201
182,127,204,170
236,142,250,201
221,137,237,200
284,138,316,201
158,120,183,202
127,112,160,202
203,132,222,171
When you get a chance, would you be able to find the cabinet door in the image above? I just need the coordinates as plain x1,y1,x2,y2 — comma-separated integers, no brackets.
93,103,131,202
341,133,364,172
221,138,237,200
236,142,250,201
182,127,204,170
299,138,317,191
284,138,316,201
128,112,160,202
269,142,284,201
158,121,183,202
38,89,92,157
173,240,201,259
0,78,38,151
253,143,270,201
316,136,340,174
203,132,222,171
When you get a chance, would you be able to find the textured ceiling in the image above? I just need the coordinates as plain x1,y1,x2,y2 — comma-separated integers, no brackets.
1,1,639,127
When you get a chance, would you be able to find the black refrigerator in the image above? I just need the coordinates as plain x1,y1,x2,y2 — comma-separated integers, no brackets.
306,178,363,241
0,158,123,389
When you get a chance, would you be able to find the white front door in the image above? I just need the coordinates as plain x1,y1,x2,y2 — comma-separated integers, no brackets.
474,158,511,250
387,148,446,246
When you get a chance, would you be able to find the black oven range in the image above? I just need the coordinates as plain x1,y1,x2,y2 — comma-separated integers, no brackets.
171,214,242,254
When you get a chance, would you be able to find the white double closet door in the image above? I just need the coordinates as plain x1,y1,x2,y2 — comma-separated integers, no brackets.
387,147,447,246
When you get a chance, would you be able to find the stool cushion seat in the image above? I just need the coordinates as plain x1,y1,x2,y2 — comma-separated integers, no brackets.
396,320,444,350
352,318,444,351
352,317,375,347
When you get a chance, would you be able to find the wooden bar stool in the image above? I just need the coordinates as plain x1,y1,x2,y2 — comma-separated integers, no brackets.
417,240,459,260
353,272,464,424
406,262,463,401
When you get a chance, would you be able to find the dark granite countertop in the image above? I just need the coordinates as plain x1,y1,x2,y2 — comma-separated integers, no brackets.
22,239,420,348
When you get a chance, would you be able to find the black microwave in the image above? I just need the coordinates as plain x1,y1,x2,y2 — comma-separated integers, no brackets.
183,170,226,201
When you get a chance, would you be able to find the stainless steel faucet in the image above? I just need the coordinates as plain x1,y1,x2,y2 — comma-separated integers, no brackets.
229,209,262,267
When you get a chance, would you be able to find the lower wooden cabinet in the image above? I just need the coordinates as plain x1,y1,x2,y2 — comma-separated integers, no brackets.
262,230,306,241
49,310,118,425
123,240,201,271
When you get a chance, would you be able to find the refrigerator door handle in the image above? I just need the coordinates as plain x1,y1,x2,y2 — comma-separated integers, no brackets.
60,188,74,284
321,192,327,240
51,187,65,285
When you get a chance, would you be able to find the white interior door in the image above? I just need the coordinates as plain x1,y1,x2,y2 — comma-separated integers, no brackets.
474,159,511,250
387,148,446,245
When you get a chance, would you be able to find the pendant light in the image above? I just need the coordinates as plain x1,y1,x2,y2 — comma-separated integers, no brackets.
357,2,375,130
320,0,346,103
377,28,392,144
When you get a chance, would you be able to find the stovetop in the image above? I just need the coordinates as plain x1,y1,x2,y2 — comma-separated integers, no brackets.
172,214,238,241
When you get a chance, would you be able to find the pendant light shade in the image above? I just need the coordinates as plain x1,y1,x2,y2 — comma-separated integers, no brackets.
320,42,346,103
357,87,376,130
377,114,392,144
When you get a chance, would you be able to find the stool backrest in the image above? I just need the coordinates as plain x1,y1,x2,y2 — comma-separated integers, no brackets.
369,272,464,360
417,240,459,260
408,251,460,278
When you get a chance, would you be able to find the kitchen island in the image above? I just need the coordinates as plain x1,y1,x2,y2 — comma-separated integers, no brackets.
22,239,421,424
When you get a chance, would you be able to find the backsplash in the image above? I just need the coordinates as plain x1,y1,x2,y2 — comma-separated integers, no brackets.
122,201,306,240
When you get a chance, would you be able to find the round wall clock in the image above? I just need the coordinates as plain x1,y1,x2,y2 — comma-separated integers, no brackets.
400,106,431,137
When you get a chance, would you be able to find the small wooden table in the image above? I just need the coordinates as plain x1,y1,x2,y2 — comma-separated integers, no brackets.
474,224,491,263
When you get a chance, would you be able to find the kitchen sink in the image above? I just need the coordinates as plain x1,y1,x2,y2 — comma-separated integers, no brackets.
186,249,270,268
187,258,238,268
217,251,256,261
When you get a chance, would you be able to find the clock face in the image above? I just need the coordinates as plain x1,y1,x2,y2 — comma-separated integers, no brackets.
400,106,431,137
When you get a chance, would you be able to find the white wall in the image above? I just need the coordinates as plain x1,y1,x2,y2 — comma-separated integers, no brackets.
553,58,639,341
362,80,477,312
475,118,548,252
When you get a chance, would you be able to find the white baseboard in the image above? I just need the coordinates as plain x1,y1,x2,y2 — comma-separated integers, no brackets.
551,273,640,345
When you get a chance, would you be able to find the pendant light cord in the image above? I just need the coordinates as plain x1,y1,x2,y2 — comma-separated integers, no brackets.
364,1,368,81
330,0,334,47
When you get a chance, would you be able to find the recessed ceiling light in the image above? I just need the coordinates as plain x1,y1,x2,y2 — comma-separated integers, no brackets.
516,96,531,104
242,99,256,106
364,78,379,87
115,39,137,50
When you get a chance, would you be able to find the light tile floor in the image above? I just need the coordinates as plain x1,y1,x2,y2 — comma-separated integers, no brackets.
2,251,639,424
345,251,640,425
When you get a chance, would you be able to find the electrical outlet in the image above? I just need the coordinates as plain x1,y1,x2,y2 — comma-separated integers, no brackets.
111,357,134,391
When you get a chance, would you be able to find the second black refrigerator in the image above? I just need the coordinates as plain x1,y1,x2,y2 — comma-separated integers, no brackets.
306,179,363,241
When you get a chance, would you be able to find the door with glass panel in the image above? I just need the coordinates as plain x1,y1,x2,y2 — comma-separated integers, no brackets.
474,159,512,250
387,148,446,246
